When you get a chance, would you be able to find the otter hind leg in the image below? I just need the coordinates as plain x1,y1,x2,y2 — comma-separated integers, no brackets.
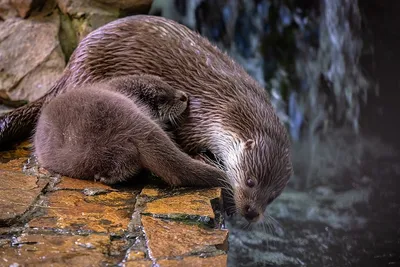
94,144,142,185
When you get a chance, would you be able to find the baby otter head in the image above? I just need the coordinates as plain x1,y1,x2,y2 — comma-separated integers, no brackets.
155,88,188,125
230,136,293,223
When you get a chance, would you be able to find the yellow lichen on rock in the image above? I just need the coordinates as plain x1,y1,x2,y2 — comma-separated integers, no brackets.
143,188,222,220
141,216,228,259
28,190,136,233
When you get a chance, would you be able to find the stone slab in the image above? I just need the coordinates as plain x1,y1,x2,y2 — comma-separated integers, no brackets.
55,176,114,191
142,187,222,222
0,169,48,226
157,254,228,267
28,190,136,234
0,141,31,163
0,233,124,266
141,216,228,259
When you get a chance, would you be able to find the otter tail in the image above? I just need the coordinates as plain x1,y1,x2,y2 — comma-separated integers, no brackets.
0,97,45,149
0,75,68,150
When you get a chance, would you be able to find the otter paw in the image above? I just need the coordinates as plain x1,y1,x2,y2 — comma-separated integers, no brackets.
94,174,117,185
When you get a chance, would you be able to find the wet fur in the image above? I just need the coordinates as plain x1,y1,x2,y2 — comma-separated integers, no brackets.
0,15,292,222
34,84,226,186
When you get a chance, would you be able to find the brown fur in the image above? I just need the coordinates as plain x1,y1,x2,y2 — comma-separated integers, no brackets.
106,74,188,127
0,15,292,222
34,84,226,186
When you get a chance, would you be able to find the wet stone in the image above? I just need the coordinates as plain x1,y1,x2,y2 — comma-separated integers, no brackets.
126,250,146,261
28,190,136,234
55,176,114,191
0,157,28,172
140,187,161,197
125,260,153,267
142,187,222,223
0,169,48,226
0,141,32,163
141,216,228,259
0,233,122,266
157,254,228,267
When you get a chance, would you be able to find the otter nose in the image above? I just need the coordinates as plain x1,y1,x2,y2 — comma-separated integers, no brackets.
244,205,259,221
179,94,188,102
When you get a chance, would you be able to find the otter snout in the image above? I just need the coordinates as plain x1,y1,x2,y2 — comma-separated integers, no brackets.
243,204,261,222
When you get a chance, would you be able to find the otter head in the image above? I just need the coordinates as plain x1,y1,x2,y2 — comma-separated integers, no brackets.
156,89,188,125
230,137,293,223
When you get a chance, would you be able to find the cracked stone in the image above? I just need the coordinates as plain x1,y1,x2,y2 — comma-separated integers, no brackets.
140,187,161,197
157,254,228,267
126,250,146,261
142,188,222,221
0,141,31,163
0,233,122,266
141,216,228,259
55,176,114,191
28,190,136,233
0,169,48,226
125,260,153,267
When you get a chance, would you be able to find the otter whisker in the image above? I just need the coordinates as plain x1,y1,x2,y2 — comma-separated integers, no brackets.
266,214,282,232
263,214,283,237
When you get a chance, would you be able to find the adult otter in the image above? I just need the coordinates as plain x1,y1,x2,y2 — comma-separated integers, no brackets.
34,77,227,186
0,15,292,223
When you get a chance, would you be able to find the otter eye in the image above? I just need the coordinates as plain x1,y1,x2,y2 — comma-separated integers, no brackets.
246,178,255,188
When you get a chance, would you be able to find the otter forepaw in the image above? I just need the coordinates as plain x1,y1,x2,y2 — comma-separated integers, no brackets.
94,174,119,185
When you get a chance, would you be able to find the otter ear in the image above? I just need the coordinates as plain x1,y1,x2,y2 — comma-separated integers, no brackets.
244,139,255,150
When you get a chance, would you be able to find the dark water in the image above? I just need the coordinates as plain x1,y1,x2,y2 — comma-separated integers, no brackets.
227,1,400,266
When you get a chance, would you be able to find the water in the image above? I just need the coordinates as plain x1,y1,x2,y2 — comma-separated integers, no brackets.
149,1,400,266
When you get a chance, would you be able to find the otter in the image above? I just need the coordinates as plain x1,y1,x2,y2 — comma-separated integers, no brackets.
0,15,292,223
106,74,189,129
34,79,227,186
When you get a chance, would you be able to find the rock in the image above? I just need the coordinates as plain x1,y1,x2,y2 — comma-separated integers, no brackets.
157,254,227,267
141,216,228,259
57,0,152,15
28,190,137,234
0,0,46,19
0,166,48,226
0,11,66,101
0,141,31,163
56,0,117,16
96,0,153,13
0,233,122,265
125,260,153,267
10,0,46,18
0,0,18,19
142,187,221,222
70,13,117,42
55,176,114,191
56,0,152,42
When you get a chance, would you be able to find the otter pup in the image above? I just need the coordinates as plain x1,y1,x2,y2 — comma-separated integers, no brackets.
34,78,226,186
0,15,292,223
107,74,188,127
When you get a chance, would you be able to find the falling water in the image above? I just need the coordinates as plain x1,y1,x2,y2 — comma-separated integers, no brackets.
293,0,370,187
